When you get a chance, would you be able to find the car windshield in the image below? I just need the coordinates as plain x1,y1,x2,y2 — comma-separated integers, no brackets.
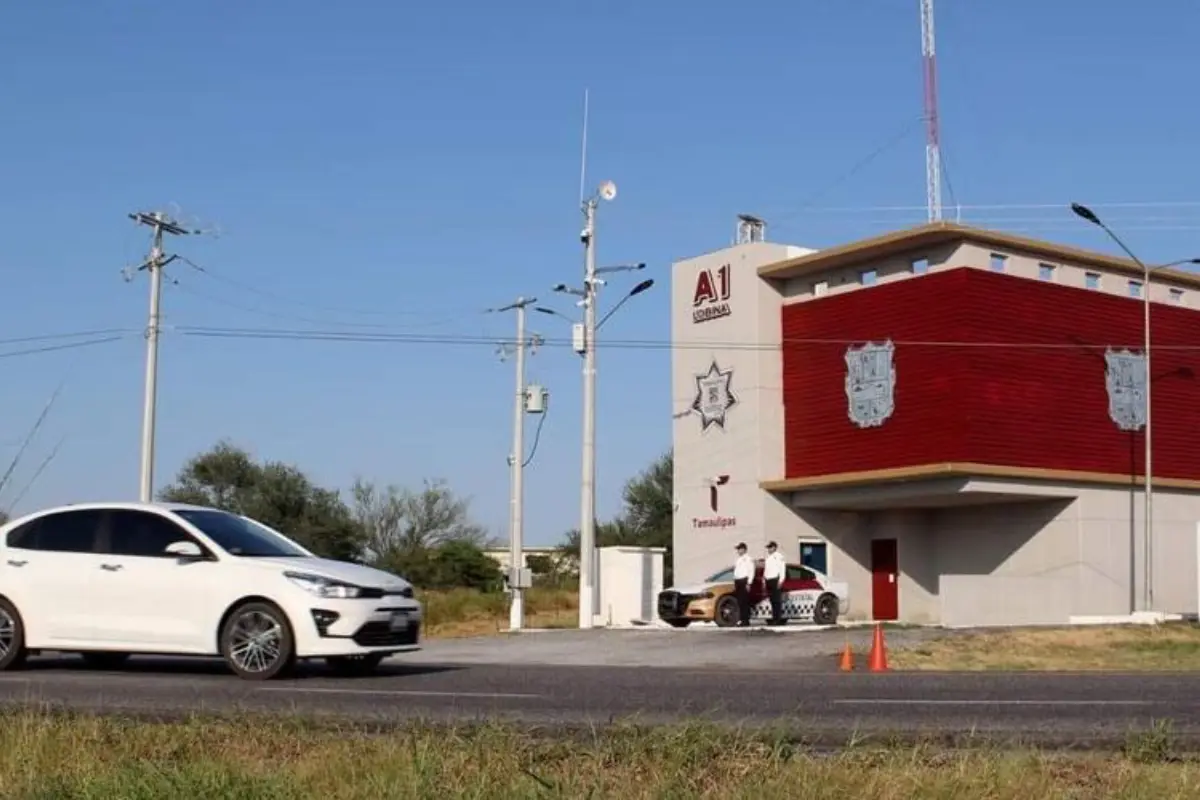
173,509,310,558
705,568,735,582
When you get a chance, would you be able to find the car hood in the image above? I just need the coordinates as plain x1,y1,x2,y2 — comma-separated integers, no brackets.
664,581,727,595
249,556,412,591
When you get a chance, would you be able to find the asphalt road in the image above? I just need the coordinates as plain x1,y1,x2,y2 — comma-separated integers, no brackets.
1,651,1198,748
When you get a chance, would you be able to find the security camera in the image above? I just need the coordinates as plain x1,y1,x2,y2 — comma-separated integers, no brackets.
580,228,591,243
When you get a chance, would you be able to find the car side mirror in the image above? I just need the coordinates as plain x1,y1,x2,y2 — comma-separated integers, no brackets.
165,540,204,559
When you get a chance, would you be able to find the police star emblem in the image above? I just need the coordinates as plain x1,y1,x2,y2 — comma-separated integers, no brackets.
692,360,738,431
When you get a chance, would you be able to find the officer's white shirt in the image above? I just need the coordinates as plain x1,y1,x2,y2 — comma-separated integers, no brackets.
733,554,755,581
763,551,786,581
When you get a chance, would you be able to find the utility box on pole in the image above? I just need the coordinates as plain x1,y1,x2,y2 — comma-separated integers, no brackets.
524,385,548,414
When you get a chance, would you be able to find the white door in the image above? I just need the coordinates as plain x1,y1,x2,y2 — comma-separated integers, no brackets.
92,508,218,652
4,509,110,646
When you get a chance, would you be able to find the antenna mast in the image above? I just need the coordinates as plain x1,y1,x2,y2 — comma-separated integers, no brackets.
920,0,942,222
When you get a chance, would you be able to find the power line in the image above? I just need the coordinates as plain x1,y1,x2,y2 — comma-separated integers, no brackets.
0,328,138,346
772,200,1200,216
176,255,469,320
0,334,132,360
172,325,1200,353
770,116,926,227
6,325,1200,359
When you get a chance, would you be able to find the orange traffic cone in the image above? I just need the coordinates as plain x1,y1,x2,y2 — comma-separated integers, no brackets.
867,623,889,672
839,640,854,671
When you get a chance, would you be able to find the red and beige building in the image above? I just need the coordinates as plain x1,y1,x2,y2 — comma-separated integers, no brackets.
671,220,1200,626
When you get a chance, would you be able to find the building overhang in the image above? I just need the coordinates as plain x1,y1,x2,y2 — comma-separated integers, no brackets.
754,221,1200,289
760,462,1200,511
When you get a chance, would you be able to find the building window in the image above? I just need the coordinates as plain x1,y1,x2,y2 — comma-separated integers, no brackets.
860,269,877,287
813,280,828,297
1038,263,1056,281
1085,272,1101,290
1128,280,1143,298
911,258,929,275
798,539,828,575
1170,288,1185,304
989,253,1007,272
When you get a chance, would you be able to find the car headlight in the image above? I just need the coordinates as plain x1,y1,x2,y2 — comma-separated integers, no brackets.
285,572,365,599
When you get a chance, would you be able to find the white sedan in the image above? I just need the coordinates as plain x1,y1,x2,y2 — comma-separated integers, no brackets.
0,501,422,680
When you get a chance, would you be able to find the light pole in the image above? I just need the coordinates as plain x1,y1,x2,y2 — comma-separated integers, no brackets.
1071,202,1200,612
543,179,649,628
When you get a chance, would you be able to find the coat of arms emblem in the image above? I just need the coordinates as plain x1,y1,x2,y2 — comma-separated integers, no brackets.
1104,348,1147,431
692,360,737,431
844,340,896,428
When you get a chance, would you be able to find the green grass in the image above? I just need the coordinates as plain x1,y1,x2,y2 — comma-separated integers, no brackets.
891,623,1200,671
1,711,1200,798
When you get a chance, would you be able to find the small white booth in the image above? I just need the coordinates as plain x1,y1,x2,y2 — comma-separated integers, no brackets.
594,546,668,628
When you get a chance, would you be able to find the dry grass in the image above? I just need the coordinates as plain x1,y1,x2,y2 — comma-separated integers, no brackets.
2,711,1199,798
892,623,1200,671
419,587,578,638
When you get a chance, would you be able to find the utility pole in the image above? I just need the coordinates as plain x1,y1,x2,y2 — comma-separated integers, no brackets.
128,210,191,503
492,297,543,631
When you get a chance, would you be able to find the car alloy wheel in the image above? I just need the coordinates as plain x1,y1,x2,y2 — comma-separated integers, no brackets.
813,593,839,626
715,596,739,628
221,602,295,680
0,599,28,671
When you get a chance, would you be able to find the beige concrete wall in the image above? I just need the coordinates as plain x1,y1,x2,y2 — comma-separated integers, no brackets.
776,240,1196,307
777,483,1200,626
671,240,814,585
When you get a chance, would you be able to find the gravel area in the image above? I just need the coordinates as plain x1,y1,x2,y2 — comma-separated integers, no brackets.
409,625,956,670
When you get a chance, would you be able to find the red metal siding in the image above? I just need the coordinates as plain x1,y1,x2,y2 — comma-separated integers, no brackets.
782,267,1200,481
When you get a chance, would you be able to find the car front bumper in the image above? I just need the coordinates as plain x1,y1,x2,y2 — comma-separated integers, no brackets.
656,591,716,623
289,596,423,657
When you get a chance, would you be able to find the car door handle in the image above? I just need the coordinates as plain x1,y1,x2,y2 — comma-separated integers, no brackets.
99,563,123,572
6,559,26,568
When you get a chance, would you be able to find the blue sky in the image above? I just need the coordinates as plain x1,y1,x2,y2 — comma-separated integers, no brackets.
1,1,1198,544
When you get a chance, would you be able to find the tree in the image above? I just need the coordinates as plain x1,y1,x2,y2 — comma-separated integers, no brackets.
350,477,492,584
158,441,364,561
426,540,503,590
618,451,673,551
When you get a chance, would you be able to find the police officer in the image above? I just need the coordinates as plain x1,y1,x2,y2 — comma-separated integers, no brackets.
733,542,755,627
763,541,786,625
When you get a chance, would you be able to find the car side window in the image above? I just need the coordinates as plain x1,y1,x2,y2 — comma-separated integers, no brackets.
6,519,40,550
786,566,816,582
10,510,103,553
105,509,201,558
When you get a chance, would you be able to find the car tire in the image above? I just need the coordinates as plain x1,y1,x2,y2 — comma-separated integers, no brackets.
714,595,740,628
80,652,130,670
667,620,691,629
813,593,839,626
0,598,28,671
220,601,296,681
325,653,386,676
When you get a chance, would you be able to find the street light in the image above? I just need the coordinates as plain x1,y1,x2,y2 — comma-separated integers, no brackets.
545,231,652,629
1071,201,1200,612
597,279,655,331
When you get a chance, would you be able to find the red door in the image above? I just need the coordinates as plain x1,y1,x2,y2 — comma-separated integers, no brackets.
870,539,899,621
